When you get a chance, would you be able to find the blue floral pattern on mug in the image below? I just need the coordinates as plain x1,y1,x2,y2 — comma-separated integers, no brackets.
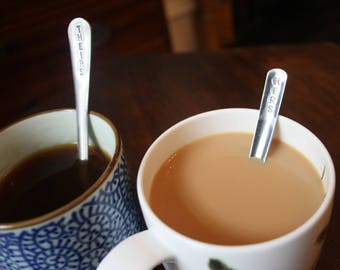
0,155,143,270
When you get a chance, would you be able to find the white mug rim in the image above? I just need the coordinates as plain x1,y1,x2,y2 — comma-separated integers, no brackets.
137,108,336,252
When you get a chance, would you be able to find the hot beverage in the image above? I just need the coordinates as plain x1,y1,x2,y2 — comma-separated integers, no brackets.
0,144,110,223
150,132,324,245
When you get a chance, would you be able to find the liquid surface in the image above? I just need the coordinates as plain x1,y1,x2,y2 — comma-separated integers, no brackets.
0,144,110,223
150,132,324,245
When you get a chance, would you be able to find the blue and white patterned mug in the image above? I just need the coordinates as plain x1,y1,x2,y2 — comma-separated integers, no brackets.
0,109,143,270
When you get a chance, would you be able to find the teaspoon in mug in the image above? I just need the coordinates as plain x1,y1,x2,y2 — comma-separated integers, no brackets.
249,68,288,162
68,18,91,161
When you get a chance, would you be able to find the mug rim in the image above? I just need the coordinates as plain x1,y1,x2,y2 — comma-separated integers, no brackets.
0,108,121,230
137,108,336,250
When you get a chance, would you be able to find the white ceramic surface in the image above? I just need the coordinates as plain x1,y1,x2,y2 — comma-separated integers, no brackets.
98,108,335,270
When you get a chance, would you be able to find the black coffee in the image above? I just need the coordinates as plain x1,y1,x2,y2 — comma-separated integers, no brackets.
0,144,110,223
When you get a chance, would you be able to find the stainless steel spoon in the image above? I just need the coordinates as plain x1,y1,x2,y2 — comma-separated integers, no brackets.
249,68,288,162
68,18,91,161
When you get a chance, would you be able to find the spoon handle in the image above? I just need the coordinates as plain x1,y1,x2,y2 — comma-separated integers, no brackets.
249,68,288,162
68,18,91,161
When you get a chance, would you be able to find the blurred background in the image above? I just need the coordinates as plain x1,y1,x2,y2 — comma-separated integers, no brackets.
1,0,339,55
164,0,340,52
0,0,339,124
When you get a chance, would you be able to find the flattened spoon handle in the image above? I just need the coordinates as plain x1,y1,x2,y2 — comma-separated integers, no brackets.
68,18,91,161
249,68,288,162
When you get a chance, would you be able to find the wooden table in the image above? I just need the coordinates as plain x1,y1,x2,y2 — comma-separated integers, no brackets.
1,42,339,269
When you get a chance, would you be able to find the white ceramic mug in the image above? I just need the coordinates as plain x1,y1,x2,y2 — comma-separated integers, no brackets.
98,108,335,270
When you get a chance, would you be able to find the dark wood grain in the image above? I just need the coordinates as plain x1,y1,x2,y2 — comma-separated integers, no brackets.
0,0,170,127
0,42,339,269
